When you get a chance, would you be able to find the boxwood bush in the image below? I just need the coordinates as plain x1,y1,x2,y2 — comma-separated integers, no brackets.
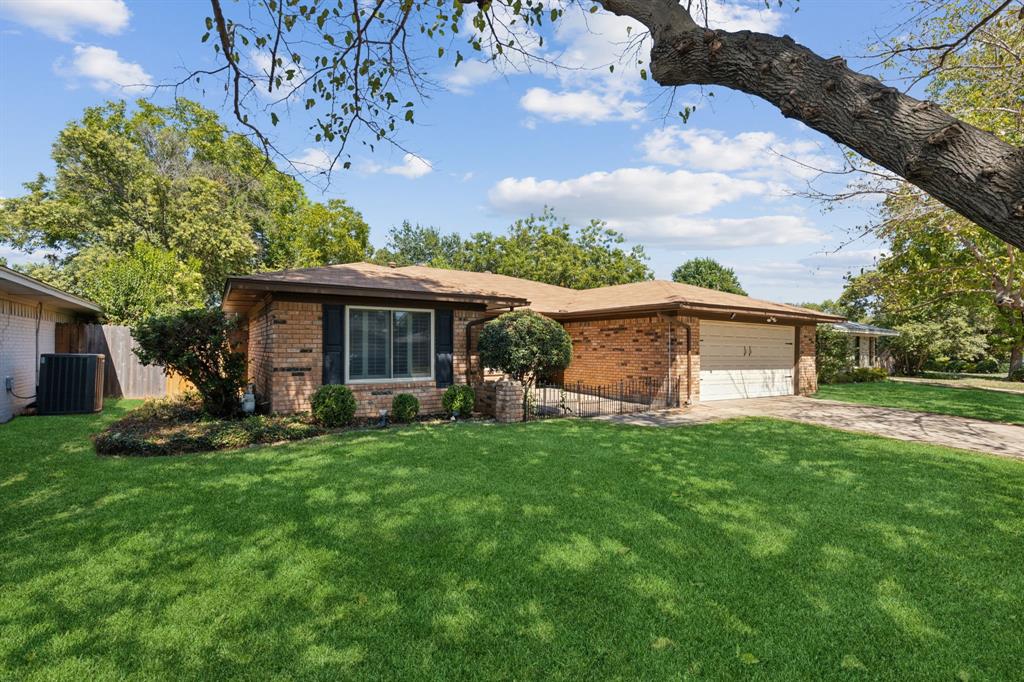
442,384,475,417
311,385,357,427
391,393,420,422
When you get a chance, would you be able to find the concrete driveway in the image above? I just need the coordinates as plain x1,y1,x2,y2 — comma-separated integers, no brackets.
602,395,1024,460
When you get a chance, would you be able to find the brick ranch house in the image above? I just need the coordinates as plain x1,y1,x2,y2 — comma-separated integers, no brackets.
222,262,842,417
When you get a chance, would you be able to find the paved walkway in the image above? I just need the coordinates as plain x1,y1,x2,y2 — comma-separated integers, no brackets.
601,396,1024,460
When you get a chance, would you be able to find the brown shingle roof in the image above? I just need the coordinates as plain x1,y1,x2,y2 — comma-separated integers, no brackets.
224,262,841,321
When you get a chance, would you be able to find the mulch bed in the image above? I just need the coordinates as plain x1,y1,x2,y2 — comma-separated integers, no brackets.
93,396,485,457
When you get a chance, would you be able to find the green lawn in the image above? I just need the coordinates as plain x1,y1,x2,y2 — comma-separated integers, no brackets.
2,403,1023,680
815,380,1024,425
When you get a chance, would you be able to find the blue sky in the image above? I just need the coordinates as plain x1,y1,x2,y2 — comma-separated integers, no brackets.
0,0,912,303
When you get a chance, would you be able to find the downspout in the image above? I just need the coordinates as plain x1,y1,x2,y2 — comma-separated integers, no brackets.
674,310,694,407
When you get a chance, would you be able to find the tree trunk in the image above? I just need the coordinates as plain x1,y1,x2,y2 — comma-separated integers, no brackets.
599,0,1024,250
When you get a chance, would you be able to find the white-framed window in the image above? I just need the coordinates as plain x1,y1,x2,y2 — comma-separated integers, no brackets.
345,306,434,383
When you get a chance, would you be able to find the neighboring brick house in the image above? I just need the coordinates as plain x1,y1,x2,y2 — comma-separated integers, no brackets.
222,262,841,416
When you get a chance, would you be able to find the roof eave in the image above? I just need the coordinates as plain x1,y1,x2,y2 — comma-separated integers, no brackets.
222,277,530,311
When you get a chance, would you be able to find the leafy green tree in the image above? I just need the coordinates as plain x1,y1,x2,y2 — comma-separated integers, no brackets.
78,242,206,325
375,210,651,289
672,258,747,295
831,8,1024,375
133,309,247,418
1,99,370,306
478,310,572,420
264,199,370,269
373,222,465,268
816,326,854,385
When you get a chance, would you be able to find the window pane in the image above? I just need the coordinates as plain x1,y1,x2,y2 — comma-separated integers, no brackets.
349,309,389,380
392,311,411,378
391,311,431,378
411,312,431,376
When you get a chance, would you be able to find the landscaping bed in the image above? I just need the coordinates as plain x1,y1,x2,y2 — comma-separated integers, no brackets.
93,396,325,456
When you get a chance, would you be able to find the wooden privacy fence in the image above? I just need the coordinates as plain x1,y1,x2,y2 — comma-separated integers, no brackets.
56,323,191,399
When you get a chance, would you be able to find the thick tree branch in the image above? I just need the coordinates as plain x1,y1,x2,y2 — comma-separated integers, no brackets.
599,0,1024,250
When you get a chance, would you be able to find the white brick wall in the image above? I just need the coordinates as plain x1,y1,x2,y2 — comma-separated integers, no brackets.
0,298,63,423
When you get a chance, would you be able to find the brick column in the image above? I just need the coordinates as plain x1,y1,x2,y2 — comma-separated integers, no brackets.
494,380,524,423
797,324,818,395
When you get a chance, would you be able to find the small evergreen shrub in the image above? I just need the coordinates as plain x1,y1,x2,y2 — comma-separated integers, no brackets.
442,384,475,417
1009,367,1024,383
391,393,420,422
311,385,357,427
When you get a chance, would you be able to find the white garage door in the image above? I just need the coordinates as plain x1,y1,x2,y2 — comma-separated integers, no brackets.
699,321,796,401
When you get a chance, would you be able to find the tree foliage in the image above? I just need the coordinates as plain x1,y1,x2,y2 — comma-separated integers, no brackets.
478,310,572,420
832,3,1024,375
816,326,854,385
133,309,248,418
671,258,746,295
78,242,206,326
1,99,370,308
375,210,652,289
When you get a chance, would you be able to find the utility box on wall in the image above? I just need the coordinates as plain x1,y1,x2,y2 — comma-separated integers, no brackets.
36,354,105,415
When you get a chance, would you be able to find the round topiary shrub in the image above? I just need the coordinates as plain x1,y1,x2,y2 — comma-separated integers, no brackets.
391,393,420,423
442,384,475,417
311,385,357,427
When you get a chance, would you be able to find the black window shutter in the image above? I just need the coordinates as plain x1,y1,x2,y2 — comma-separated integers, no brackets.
323,305,344,384
435,308,454,387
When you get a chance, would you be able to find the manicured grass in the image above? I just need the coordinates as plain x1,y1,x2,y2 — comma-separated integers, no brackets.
815,380,1024,425
2,403,1023,679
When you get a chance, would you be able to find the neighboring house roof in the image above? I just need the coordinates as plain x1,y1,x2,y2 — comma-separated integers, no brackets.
0,265,101,314
830,321,899,336
223,261,843,322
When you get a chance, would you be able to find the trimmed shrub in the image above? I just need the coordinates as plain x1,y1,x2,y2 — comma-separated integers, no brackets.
442,384,475,417
833,367,888,384
1009,367,1024,383
311,385,357,427
391,393,420,423
133,309,247,418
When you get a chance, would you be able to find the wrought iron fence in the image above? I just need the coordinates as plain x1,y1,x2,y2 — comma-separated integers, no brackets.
527,377,679,420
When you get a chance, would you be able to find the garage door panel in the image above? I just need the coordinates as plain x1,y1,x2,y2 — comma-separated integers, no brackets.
699,321,796,401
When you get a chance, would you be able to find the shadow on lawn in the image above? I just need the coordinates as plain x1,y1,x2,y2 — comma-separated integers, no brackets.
1,410,1023,679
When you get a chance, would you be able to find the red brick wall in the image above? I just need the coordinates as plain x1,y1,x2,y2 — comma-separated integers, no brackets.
797,324,818,395
268,301,323,414
246,298,484,416
560,314,699,407
246,299,274,407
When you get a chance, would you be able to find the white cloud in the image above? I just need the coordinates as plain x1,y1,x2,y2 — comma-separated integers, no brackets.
488,166,825,248
363,153,433,179
520,87,643,123
641,127,837,181
58,45,151,92
640,216,827,248
695,0,784,33
490,167,765,217
293,148,334,173
443,60,501,95
1,0,129,41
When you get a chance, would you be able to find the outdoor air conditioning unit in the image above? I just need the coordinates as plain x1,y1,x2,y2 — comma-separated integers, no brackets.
36,354,105,415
